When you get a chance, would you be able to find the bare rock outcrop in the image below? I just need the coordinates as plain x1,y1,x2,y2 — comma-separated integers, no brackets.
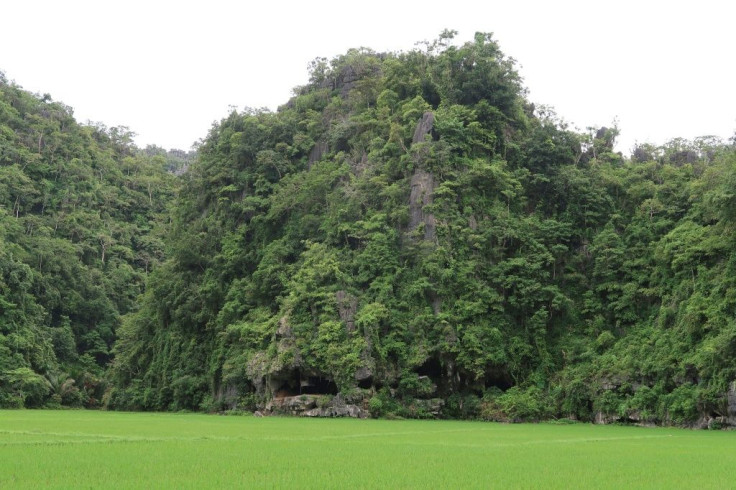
727,381,736,425
303,404,367,418
409,170,436,241
266,394,319,414
265,394,368,419
308,140,329,168
354,354,374,382
408,111,437,242
412,112,435,144
336,290,358,333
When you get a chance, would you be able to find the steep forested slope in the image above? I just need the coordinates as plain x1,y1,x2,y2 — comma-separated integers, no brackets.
106,32,736,425
4,32,735,425
0,74,180,407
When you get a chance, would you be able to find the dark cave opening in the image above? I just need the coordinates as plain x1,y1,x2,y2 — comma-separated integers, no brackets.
300,376,338,395
274,370,300,398
274,371,339,397
484,371,513,391
416,357,442,380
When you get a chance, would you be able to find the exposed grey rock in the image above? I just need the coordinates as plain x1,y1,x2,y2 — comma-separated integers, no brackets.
218,384,239,410
692,416,711,430
726,381,736,426
325,61,383,98
265,394,320,414
308,140,329,168
303,404,368,419
354,344,375,382
276,316,292,337
355,364,373,382
337,65,359,97
431,296,442,315
408,112,437,243
627,410,642,422
408,169,436,241
302,406,329,417
412,112,435,144
246,352,270,394
468,215,478,231
599,377,624,391
275,393,369,418
594,411,620,424
336,290,358,333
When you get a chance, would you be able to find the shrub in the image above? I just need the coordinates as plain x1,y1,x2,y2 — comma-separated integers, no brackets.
481,386,552,422
554,377,594,421
443,394,481,419
237,393,259,411
661,384,699,425
625,385,661,423
593,390,625,419
368,396,384,417
397,373,436,398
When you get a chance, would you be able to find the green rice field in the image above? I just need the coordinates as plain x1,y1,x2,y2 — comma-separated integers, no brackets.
1,410,734,488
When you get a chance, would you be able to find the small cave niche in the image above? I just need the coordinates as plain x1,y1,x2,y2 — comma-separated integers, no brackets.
345,234,362,250
274,384,299,398
301,376,338,395
484,371,513,391
273,369,301,398
357,376,373,390
416,357,442,380
272,370,339,397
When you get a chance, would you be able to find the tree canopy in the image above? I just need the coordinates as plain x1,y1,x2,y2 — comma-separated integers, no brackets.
0,74,181,407
3,34,736,426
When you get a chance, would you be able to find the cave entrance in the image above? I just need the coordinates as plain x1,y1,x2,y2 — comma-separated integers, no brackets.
416,357,442,380
484,371,513,391
273,369,301,398
273,370,339,397
300,376,338,395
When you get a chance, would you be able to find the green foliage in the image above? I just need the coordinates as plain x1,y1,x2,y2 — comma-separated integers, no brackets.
368,395,384,417
0,77,180,407
6,34,736,426
103,33,736,425
1,367,53,407
443,393,481,419
481,386,554,422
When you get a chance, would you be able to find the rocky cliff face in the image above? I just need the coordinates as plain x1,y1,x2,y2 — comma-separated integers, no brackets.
408,112,437,242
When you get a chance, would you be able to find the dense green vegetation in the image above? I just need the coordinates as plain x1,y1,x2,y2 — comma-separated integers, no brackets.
2,32,736,425
2,410,735,488
0,72,182,408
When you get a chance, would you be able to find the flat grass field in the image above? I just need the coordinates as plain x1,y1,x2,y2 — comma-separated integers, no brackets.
1,411,734,489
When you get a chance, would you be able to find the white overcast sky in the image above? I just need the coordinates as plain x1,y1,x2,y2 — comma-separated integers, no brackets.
1,1,734,154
